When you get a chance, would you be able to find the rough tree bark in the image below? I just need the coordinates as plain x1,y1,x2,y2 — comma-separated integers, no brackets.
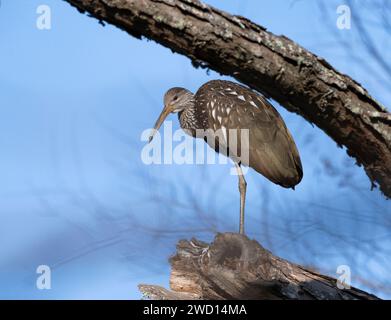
139,233,379,300
63,0,391,197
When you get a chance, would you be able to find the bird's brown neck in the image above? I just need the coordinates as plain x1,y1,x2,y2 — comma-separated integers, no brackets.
178,97,205,136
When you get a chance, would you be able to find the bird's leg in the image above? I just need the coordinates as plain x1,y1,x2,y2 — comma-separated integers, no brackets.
235,162,247,235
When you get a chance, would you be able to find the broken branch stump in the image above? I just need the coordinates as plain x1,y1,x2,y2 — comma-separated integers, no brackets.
139,233,379,300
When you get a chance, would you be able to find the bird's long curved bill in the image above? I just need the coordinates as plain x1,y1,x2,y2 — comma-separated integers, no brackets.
148,105,172,143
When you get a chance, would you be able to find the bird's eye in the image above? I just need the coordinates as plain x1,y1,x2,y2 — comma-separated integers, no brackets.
173,96,178,101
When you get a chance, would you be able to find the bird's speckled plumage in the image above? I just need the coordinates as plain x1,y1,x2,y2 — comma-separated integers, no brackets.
165,80,303,188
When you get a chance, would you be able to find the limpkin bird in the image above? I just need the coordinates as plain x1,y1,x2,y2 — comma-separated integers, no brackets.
149,80,303,234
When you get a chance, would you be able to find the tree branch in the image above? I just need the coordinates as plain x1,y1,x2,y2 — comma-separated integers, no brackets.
139,233,379,300
63,0,391,197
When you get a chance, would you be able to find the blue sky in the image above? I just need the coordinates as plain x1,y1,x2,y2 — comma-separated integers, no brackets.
0,0,390,299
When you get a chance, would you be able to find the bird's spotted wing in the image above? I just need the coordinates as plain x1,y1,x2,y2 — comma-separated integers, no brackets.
195,80,303,188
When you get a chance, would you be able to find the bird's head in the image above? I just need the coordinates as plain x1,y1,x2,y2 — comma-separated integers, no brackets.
149,87,193,142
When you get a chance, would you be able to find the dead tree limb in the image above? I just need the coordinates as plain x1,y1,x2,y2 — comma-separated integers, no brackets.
63,0,391,197
139,233,379,300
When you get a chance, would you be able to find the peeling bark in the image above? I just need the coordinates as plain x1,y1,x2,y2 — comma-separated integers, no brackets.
139,233,379,300
63,0,391,197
